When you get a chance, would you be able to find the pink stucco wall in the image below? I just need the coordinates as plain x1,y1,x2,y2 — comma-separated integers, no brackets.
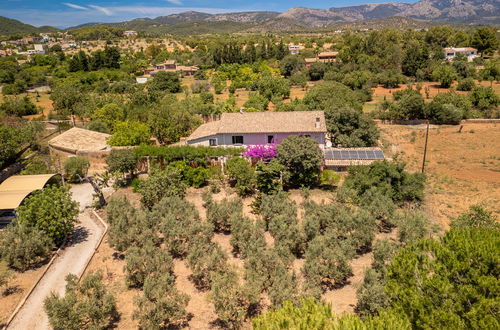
220,132,324,145
189,132,325,147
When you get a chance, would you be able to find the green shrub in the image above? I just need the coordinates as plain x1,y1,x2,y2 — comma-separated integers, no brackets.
85,119,110,134
138,167,186,210
342,160,425,205
356,269,389,316
225,157,255,196
107,149,138,175
134,145,243,163
151,196,212,257
0,96,38,117
210,270,255,328
17,185,78,245
303,234,352,292
303,202,376,252
108,121,150,146
244,247,298,307
451,204,498,229
392,209,430,244
319,170,340,187
230,214,266,258
469,86,499,111
63,156,89,183
167,161,209,187
456,78,475,91
252,298,411,329
386,227,499,328
44,272,117,330
432,65,458,88
372,239,398,275
0,222,53,270
106,197,142,252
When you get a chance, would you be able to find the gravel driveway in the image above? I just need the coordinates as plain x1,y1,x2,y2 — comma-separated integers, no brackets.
8,183,105,330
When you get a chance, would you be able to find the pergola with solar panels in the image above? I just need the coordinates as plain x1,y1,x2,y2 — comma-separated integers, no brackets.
323,148,385,170
324,149,385,160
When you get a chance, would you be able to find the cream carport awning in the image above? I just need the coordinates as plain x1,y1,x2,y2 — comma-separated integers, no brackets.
0,174,61,210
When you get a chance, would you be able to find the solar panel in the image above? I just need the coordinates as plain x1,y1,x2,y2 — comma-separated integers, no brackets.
374,150,385,159
324,149,385,160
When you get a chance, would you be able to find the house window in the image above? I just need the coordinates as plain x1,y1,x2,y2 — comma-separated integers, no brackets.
267,135,274,144
209,138,217,146
232,136,244,145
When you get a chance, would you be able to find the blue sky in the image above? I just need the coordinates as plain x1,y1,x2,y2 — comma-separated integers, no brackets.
1,0,413,28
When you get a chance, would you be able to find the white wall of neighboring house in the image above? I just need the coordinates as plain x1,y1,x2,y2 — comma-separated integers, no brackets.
444,48,479,62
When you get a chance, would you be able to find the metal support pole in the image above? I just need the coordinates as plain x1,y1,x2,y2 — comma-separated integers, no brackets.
421,121,430,173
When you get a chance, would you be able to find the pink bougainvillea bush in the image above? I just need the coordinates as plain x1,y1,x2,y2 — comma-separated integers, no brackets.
243,144,277,162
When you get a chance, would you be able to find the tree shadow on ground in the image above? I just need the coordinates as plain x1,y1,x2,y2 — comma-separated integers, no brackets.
66,226,89,247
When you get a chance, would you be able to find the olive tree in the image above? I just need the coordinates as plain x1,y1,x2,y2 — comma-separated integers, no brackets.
356,268,390,316
203,192,242,232
230,214,266,258
186,240,228,290
44,272,117,330
0,222,54,270
303,235,352,292
106,197,158,252
210,270,255,327
125,243,174,288
151,196,211,257
134,272,189,329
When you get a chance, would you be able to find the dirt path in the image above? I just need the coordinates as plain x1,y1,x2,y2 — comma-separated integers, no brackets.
8,184,105,330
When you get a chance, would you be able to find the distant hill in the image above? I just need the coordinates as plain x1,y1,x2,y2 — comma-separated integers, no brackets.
329,0,500,24
244,17,309,33
0,16,59,36
2,0,499,37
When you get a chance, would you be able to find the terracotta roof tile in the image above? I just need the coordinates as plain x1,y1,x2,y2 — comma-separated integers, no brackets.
188,111,326,141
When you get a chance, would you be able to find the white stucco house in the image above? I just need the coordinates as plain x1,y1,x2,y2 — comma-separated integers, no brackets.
444,47,479,62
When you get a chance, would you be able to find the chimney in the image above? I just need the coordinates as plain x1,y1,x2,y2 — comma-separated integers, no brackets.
315,117,320,128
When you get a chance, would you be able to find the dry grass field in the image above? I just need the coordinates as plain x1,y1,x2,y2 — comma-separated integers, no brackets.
380,122,500,229
0,92,53,119
0,262,47,325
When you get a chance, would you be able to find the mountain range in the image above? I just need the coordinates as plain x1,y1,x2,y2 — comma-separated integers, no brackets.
0,0,498,36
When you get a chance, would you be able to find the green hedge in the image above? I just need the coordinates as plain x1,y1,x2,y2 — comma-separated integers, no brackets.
134,145,243,162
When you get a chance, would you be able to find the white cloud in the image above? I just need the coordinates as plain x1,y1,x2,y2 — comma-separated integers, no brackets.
166,0,184,5
89,4,113,16
63,2,88,10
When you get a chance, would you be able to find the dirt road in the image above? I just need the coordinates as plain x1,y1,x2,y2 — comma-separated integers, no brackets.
8,183,105,330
